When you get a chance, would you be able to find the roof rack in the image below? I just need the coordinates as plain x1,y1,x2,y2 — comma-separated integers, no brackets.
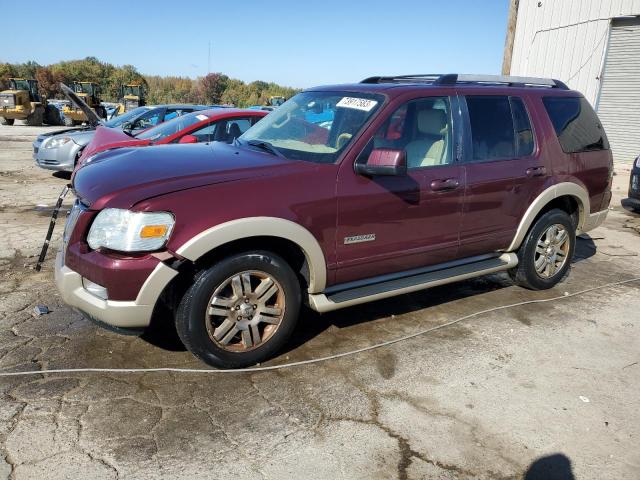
360,74,569,90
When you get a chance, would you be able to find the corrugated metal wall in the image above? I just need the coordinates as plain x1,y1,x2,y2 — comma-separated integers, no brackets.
510,0,640,105
597,17,640,161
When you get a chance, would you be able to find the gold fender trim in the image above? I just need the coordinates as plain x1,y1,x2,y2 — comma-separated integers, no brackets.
506,182,592,252
176,217,328,293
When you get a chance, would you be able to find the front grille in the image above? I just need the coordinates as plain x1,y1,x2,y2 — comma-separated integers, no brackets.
0,93,16,108
42,159,59,165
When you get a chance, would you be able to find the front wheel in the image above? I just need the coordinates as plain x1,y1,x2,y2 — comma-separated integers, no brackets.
0,117,14,126
176,251,301,368
509,209,576,290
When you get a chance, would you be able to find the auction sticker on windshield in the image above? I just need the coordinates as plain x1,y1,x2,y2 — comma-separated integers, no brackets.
337,97,378,112
195,114,208,121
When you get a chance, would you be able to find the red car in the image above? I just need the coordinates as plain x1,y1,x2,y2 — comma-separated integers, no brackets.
57,74,612,369
78,108,268,166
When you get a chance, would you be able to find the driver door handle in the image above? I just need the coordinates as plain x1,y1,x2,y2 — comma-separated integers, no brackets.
430,178,460,192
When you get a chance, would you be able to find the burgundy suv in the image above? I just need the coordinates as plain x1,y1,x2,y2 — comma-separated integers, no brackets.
56,74,612,368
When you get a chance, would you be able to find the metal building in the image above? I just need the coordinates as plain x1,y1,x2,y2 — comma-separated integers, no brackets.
503,0,640,162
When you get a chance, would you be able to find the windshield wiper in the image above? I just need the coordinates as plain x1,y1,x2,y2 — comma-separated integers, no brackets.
246,139,285,158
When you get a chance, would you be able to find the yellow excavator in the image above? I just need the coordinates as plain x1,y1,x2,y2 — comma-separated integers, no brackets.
0,78,60,126
118,83,147,114
61,81,106,126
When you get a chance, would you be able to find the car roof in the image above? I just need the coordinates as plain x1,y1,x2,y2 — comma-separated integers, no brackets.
196,108,269,119
306,74,578,97
148,104,211,109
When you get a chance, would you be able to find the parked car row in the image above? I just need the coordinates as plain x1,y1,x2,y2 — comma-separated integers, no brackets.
47,74,618,369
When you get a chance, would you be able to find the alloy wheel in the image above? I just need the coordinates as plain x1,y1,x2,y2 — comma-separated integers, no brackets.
205,270,285,352
534,224,570,278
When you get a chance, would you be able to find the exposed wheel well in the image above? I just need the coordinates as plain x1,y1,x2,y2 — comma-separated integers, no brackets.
192,236,309,288
532,195,581,229
159,237,310,315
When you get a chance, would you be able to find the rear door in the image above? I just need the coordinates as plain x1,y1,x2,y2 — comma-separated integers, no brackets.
458,94,551,257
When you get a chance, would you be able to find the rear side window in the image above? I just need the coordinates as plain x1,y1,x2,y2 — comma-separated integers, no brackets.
510,97,534,157
542,96,609,153
466,95,534,161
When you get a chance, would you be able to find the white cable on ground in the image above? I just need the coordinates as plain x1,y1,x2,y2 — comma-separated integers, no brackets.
0,276,638,378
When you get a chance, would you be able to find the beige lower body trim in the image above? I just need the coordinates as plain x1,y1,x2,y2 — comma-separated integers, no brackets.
580,209,608,234
54,252,178,328
308,253,518,313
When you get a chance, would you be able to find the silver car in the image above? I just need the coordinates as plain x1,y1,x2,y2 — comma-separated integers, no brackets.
34,85,210,172
33,106,152,172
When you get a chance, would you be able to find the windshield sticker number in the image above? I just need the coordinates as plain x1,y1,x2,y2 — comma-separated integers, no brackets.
195,114,208,121
337,97,378,112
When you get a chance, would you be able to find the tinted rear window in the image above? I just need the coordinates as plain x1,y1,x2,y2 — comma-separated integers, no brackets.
542,96,609,153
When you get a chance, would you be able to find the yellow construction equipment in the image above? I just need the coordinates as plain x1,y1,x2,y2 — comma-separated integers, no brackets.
118,83,147,114
0,78,60,126
62,81,106,126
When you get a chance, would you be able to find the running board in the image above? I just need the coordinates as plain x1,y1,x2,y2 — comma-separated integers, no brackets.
308,253,518,313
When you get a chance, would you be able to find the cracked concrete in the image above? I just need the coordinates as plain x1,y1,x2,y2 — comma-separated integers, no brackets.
1,125,640,479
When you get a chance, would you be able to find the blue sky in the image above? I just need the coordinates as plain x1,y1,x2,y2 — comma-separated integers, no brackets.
2,0,510,88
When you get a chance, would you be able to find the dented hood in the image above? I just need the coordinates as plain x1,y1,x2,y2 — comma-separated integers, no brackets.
60,83,102,127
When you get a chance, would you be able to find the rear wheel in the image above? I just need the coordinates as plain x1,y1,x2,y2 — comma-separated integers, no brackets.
0,117,14,126
509,209,575,290
176,250,301,368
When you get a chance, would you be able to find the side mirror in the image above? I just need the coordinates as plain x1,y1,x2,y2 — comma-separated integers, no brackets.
355,148,407,176
179,134,198,144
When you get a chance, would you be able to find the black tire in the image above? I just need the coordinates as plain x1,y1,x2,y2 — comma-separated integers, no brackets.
0,117,14,126
25,108,43,126
44,105,61,126
509,209,576,290
63,116,74,127
176,250,301,369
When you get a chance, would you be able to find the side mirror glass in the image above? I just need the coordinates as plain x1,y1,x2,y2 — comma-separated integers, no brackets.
179,134,198,144
355,148,407,176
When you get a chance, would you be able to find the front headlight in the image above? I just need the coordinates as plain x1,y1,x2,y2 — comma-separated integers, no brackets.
87,209,174,252
45,137,72,149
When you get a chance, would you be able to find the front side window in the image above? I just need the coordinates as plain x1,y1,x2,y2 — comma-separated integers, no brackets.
371,97,452,169
239,91,384,163
542,96,609,153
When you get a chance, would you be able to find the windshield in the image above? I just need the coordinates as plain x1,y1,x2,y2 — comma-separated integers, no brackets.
136,111,208,141
104,107,150,127
123,85,141,96
239,91,383,163
12,80,30,91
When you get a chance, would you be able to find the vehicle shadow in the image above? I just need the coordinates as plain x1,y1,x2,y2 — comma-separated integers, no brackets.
141,234,600,355
523,453,575,480
52,171,72,180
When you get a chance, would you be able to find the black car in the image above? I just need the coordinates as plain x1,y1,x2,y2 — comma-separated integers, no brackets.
628,155,640,211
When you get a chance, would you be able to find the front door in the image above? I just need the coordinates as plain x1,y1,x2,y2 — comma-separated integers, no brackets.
335,95,465,285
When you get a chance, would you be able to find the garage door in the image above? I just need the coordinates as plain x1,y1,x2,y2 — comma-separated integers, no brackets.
596,17,640,163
